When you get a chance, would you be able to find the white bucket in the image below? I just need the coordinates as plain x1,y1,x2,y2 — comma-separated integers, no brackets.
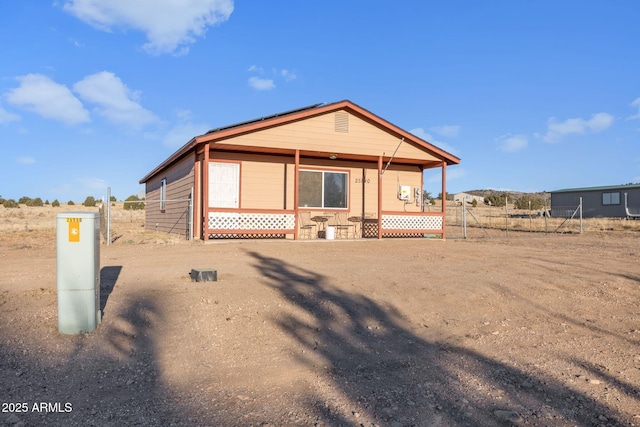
325,226,335,240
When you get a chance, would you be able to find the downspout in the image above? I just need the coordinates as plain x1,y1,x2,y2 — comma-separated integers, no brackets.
625,192,640,218
193,152,200,240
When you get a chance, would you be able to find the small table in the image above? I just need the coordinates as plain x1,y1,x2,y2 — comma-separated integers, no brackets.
311,216,330,238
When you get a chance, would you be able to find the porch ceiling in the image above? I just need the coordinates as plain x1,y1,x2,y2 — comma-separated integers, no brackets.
204,144,444,169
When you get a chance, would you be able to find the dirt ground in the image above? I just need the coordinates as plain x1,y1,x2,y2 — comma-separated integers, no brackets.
1,217,640,426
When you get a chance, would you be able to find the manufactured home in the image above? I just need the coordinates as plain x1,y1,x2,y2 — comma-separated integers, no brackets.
551,184,640,218
139,100,461,240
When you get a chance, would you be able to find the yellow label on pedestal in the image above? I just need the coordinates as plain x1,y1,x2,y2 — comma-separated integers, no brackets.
67,218,81,242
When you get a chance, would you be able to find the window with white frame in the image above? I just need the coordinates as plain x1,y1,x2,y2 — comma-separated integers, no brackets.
160,178,167,210
602,191,620,205
299,170,348,209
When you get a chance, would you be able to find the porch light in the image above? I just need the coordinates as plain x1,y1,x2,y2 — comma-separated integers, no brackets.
329,153,338,160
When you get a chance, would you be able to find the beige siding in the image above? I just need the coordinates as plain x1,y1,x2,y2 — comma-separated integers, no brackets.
219,110,440,162
380,166,423,212
145,154,194,237
212,152,291,209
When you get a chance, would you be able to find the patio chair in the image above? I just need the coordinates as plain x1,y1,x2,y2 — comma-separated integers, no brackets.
298,212,317,239
330,212,354,239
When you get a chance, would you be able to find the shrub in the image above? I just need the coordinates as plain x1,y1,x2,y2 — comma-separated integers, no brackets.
45,200,50,205
0,195,5,204
471,199,478,207
124,195,145,210
3,199,19,208
110,195,117,202
484,193,508,207
514,195,545,210
18,196,31,205
67,200,75,205
27,197,44,207
83,196,96,207
52,199,60,207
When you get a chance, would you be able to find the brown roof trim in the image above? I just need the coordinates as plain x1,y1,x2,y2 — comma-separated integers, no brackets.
140,100,460,183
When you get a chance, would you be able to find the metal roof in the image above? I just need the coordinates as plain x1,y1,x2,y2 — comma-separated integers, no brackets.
551,183,640,193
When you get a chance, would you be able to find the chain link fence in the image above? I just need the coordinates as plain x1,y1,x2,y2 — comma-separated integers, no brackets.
445,199,584,239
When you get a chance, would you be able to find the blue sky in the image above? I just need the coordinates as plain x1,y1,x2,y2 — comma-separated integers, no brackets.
1,1,639,202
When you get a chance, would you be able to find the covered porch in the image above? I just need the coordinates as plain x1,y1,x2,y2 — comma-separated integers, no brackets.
198,146,450,240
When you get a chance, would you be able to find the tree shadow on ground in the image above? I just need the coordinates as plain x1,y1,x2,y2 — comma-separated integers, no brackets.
99,265,122,317
0,293,178,426
247,249,631,426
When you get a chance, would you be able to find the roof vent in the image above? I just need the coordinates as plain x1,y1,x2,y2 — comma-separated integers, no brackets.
334,111,349,133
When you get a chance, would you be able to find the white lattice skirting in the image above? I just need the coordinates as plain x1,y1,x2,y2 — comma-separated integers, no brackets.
208,212,295,231
382,214,443,230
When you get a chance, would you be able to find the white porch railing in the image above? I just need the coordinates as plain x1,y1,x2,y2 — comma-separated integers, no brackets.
381,213,443,231
208,211,295,231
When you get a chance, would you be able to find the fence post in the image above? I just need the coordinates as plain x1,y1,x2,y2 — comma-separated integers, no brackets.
505,196,509,238
189,187,194,241
544,198,548,234
579,197,583,234
462,197,467,239
106,187,111,246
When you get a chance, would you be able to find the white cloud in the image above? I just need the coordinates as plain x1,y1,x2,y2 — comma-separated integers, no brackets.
248,76,275,91
247,66,297,90
162,109,210,148
5,74,90,125
409,127,459,156
542,112,614,143
424,167,467,184
17,156,36,165
0,105,20,124
628,97,640,120
496,134,528,153
73,71,157,129
280,69,297,82
430,124,460,138
62,0,234,55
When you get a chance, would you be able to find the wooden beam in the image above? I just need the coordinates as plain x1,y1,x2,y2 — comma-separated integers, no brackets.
203,143,210,241
294,150,300,240
378,156,383,240
441,161,447,240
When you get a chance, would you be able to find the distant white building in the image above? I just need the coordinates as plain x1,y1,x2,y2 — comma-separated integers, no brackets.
453,192,485,205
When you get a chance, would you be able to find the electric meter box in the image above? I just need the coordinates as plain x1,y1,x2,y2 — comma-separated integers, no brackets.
56,212,101,334
400,185,411,201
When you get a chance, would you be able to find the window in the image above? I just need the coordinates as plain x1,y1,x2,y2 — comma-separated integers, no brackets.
602,192,620,205
299,170,348,209
160,178,167,210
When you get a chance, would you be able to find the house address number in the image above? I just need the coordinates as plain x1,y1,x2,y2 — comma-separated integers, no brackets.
354,178,370,184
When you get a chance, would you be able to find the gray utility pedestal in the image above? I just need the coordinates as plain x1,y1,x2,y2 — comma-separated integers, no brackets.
56,212,101,334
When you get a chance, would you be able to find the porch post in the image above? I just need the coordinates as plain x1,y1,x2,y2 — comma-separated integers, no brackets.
193,153,201,239
203,143,210,241
441,161,447,240
378,156,383,240
294,150,300,240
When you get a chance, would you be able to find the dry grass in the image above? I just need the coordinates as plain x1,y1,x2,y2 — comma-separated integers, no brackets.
2,202,638,246
445,204,640,237
0,203,173,247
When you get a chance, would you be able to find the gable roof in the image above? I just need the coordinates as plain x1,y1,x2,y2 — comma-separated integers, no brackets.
140,100,460,184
